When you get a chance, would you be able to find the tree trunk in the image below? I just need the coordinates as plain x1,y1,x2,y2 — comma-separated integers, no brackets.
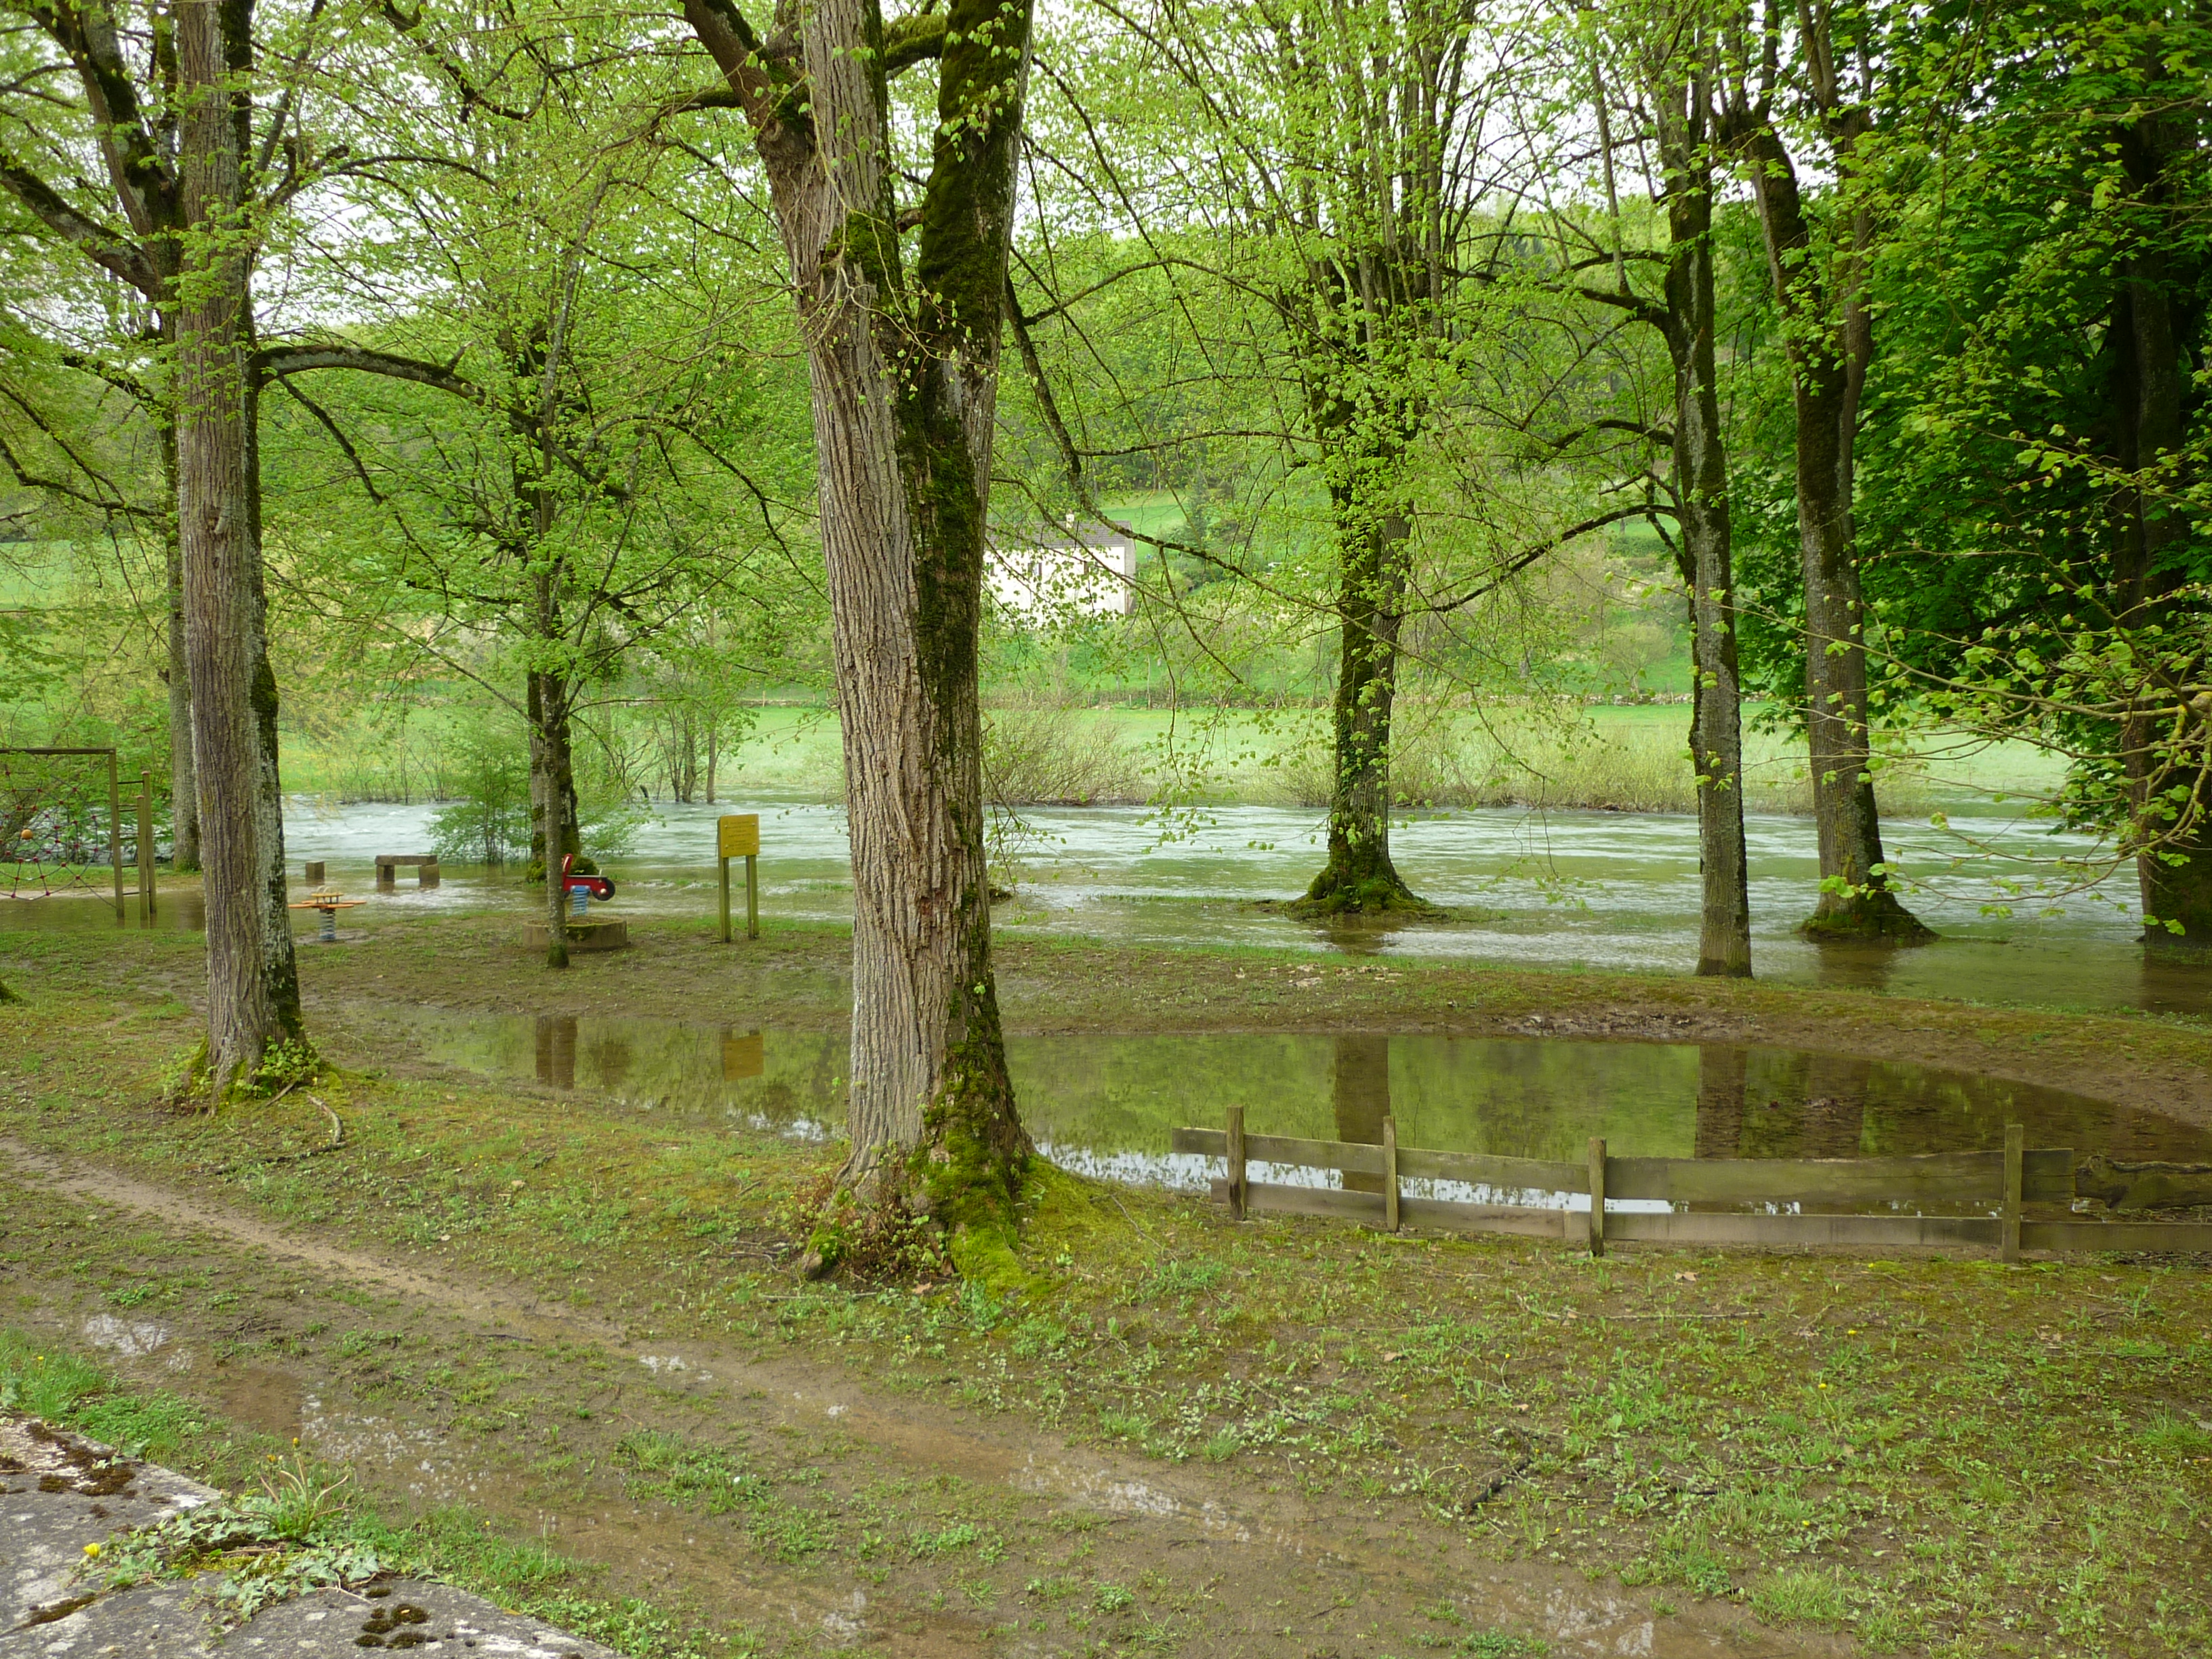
176,0,298,1094
1735,123,1930,943
682,0,1034,1265
243,354,302,1038
1658,91,1750,977
159,405,200,874
1299,500,1428,915
527,667,580,969
2112,106,2212,942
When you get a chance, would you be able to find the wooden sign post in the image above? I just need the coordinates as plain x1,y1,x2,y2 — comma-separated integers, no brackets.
718,814,760,942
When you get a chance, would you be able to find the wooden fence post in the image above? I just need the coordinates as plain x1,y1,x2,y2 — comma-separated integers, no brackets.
1588,1136,1607,1258
1382,1114,1400,1233
1225,1104,1246,1221
2002,1122,2024,1264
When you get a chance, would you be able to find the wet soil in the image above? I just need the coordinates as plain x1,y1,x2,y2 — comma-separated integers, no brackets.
0,1145,1826,1658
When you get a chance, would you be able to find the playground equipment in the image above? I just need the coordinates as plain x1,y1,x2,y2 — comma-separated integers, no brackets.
717,813,759,942
0,747,152,918
523,854,628,951
562,853,615,916
289,886,366,943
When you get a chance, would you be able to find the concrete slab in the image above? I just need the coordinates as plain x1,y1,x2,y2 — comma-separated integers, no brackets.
1,1418,613,1659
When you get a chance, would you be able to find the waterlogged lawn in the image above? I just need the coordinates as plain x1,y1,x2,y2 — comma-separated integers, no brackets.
4,978,2209,1657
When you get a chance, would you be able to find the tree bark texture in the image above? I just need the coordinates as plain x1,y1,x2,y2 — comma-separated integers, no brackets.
526,666,581,968
1302,497,1424,913
1656,79,1751,977
1732,119,1930,942
2112,103,2212,941
682,0,1032,1242
176,0,300,1092
160,405,200,873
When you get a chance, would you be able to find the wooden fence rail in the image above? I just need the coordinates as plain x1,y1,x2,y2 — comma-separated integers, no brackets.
1171,1108,2212,1261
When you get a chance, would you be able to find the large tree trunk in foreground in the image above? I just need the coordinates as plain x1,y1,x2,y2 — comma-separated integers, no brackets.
1658,87,1750,977
159,407,200,874
1735,123,1929,943
177,0,300,1093
1300,499,1428,915
682,0,1031,1263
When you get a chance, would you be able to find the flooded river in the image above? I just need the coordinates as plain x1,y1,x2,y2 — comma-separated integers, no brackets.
9,795,2209,1016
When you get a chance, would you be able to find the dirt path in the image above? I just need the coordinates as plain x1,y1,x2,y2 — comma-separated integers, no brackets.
0,1138,1836,1659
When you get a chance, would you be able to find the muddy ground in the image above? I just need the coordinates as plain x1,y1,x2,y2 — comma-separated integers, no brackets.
1,908,2209,1658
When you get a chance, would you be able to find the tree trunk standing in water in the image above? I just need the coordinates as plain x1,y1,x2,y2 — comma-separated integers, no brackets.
678,0,1032,1264
176,0,302,1091
1300,470,1427,914
1656,62,1750,977
1574,12,1750,974
1723,50,1929,942
2111,101,2212,941
527,666,581,969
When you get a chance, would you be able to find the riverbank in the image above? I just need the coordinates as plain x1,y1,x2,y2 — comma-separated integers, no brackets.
3,912,2209,1656
277,702,2069,819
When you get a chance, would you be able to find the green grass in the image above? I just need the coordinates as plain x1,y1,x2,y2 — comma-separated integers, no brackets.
6,918,2212,1654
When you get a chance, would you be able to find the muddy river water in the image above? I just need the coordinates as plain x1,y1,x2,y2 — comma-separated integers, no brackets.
11,794,2212,1015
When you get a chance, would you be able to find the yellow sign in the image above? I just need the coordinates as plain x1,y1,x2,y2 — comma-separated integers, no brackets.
717,814,760,858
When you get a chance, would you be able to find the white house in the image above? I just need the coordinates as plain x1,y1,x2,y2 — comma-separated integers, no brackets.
987,527,1139,620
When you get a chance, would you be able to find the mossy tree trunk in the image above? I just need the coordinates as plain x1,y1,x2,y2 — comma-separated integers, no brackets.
1725,58,1930,945
1301,491,1425,914
680,0,1033,1254
177,0,304,1094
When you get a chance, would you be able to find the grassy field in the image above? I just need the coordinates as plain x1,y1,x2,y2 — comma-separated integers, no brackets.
2,912,2209,1656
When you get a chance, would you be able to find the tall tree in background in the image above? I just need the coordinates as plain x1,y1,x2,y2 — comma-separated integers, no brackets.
1851,1,2212,941
674,0,1034,1263
1573,0,1752,975
1720,1,1930,941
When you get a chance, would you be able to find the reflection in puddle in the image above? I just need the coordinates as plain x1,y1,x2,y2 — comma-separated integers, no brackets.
384,1005,2212,1185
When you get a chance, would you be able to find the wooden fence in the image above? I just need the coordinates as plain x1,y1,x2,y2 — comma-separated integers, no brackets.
1171,1108,2212,1261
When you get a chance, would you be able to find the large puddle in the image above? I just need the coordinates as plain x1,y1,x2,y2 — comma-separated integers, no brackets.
14,795,2212,1014
380,1007,2212,1197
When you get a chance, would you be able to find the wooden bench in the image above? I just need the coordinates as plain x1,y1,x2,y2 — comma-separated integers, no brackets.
375,854,440,887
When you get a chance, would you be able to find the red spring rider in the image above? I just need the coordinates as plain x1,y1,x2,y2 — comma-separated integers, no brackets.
560,853,615,918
